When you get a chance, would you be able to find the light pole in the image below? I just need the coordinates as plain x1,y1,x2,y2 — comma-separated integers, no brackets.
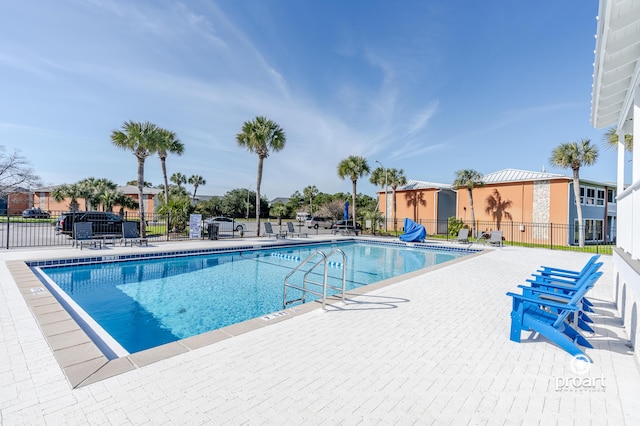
376,160,388,232
246,185,251,219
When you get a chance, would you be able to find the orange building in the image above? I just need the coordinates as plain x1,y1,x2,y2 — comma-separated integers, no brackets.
378,180,456,235
32,185,161,216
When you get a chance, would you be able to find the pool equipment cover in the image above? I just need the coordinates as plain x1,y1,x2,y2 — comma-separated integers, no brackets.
399,218,426,242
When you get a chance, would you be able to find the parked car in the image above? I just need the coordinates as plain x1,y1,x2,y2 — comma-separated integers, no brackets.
56,211,137,236
331,220,362,230
22,208,51,219
304,216,333,229
205,217,245,232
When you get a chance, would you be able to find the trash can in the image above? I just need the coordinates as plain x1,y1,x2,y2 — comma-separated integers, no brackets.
208,223,219,240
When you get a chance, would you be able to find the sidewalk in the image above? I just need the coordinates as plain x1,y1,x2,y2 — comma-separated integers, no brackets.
1,241,639,424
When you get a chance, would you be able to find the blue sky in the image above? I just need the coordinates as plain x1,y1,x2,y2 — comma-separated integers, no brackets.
0,0,626,200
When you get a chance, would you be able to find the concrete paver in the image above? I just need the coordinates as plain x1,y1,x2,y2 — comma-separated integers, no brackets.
1,239,639,424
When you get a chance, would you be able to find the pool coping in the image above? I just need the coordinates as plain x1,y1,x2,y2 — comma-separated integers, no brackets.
9,238,487,388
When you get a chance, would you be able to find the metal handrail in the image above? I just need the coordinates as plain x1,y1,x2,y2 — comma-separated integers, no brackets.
283,248,347,310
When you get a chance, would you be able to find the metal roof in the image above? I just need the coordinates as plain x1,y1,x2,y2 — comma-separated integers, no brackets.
481,169,568,184
591,0,640,130
397,179,452,191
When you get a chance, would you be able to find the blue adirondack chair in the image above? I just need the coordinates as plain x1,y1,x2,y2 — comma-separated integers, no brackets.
535,255,600,281
506,270,603,360
526,261,603,332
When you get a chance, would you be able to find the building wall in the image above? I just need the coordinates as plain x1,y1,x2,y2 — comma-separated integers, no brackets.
2,192,31,215
33,191,156,215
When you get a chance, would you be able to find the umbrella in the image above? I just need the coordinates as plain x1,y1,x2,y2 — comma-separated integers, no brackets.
344,201,349,221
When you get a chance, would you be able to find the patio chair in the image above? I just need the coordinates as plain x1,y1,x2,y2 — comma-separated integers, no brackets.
488,230,503,247
264,222,284,239
536,255,601,281
73,222,102,250
287,221,308,238
122,221,148,247
452,228,469,243
507,270,602,360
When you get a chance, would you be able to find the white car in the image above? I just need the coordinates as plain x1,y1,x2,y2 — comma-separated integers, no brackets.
205,217,245,232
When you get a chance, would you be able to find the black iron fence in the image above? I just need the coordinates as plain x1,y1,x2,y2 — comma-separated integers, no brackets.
0,211,339,249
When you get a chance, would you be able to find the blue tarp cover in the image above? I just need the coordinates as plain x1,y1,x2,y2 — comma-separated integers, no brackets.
399,218,426,242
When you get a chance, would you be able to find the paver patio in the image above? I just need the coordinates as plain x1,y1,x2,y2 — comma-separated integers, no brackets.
1,239,639,424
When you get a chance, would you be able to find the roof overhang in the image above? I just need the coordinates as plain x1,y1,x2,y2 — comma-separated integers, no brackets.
591,0,640,130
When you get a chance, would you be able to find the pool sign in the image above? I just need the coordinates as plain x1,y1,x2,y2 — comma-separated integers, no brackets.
190,214,202,239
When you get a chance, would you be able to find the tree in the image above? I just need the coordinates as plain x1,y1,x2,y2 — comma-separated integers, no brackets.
603,128,633,152
550,138,599,247
156,129,185,204
236,116,287,236
188,175,206,201
270,201,288,225
302,185,319,213
0,146,41,197
170,172,187,193
337,155,370,228
51,184,82,211
387,168,407,233
484,189,513,231
111,120,160,237
453,169,484,238
126,179,153,187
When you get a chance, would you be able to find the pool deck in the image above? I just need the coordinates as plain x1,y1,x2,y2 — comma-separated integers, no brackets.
1,236,640,424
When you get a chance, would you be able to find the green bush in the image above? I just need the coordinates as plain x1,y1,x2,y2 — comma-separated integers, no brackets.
447,216,466,236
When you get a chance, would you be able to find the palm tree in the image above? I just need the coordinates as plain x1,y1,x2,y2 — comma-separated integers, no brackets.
453,169,484,238
51,183,82,211
302,185,319,214
188,175,206,201
387,168,407,233
369,167,387,230
111,120,160,237
77,177,97,210
337,155,370,229
236,116,287,236
485,189,513,231
170,172,187,193
603,128,633,152
156,129,185,204
550,138,599,247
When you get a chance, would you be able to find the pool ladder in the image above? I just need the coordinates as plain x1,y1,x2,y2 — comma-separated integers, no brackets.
283,249,347,310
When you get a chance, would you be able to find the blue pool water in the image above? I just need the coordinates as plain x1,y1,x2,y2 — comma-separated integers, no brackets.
38,241,472,355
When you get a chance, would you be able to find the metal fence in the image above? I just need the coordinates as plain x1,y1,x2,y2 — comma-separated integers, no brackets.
0,212,338,249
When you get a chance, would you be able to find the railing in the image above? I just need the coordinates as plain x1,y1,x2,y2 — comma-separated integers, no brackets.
283,248,347,310
617,179,640,259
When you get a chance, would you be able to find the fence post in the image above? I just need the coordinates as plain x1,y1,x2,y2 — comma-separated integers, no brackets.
6,211,9,250
166,213,170,241
550,223,553,250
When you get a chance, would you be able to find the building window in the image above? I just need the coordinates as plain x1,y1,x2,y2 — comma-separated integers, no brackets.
607,189,615,203
575,219,604,244
596,189,605,206
579,186,585,204
585,188,595,205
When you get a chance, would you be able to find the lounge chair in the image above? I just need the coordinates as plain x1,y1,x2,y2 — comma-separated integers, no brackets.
507,270,602,360
122,221,148,247
73,222,102,250
287,221,308,238
488,230,503,247
452,228,469,243
264,222,284,239
536,255,601,280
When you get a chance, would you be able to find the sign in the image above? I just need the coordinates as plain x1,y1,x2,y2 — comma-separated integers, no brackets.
189,214,202,239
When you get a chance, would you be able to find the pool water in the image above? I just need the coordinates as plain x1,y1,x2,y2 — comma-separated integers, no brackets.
39,241,470,354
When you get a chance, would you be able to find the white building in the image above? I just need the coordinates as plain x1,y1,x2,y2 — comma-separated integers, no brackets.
591,0,640,359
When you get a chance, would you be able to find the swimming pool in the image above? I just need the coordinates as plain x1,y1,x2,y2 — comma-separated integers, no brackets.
35,240,475,356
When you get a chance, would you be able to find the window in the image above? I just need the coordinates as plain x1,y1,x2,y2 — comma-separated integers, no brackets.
586,188,595,205
596,189,605,206
579,186,585,204
575,219,604,244
607,189,615,203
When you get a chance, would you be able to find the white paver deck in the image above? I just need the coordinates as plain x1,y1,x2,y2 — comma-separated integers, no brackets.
1,239,639,424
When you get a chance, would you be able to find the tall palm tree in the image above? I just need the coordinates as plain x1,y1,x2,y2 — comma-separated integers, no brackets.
77,177,97,210
453,169,484,238
603,127,633,152
550,138,599,247
302,185,319,214
236,116,287,236
111,120,160,237
170,172,187,194
188,175,206,201
51,183,82,211
156,129,185,204
387,168,407,233
337,155,370,229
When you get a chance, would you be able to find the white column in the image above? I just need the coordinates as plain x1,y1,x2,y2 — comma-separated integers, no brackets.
617,128,625,198
634,91,640,183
